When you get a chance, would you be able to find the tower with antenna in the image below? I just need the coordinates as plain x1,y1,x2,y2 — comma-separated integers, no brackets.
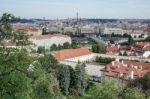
76,12,80,35
77,12,79,24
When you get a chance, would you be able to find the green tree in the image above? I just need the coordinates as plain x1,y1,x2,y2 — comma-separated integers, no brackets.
95,56,115,64
145,36,150,42
123,51,128,56
87,79,122,99
50,44,58,51
63,42,70,49
75,63,88,96
121,87,145,99
71,42,78,49
13,31,29,48
37,46,45,54
58,44,62,50
0,49,33,99
132,72,150,96
32,72,63,99
92,44,105,53
0,13,19,40
59,65,70,95
42,27,47,35
38,54,58,73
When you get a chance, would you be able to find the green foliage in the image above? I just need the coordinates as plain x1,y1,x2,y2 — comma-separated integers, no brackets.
95,56,115,64
63,42,71,49
132,72,150,96
59,65,70,95
37,46,45,54
0,13,19,40
121,87,145,99
13,31,29,47
32,72,63,99
58,44,62,50
38,54,58,73
50,44,58,51
145,36,150,42
50,42,71,51
71,42,78,49
0,49,33,99
87,79,123,99
123,51,128,56
92,44,105,53
75,63,88,96
42,28,47,35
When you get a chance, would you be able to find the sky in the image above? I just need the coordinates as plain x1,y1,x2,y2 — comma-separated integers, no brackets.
0,0,150,19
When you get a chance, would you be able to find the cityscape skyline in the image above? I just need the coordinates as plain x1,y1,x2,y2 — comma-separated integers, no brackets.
0,0,150,19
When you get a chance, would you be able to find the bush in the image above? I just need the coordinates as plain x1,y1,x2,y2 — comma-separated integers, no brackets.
37,46,45,53
95,56,115,64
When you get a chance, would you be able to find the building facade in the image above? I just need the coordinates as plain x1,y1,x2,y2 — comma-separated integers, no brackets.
30,34,71,48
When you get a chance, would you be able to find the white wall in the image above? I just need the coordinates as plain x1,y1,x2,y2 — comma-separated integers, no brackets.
65,54,95,62
30,36,71,48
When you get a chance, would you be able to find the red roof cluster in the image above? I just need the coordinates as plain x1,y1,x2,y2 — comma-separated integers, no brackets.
30,34,69,40
105,60,150,80
134,42,150,52
106,45,130,53
54,48,92,61
13,25,39,33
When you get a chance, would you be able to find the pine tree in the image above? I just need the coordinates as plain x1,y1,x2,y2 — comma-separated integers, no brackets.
59,65,70,95
75,63,88,96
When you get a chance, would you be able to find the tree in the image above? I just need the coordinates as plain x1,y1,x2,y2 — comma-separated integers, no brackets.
74,63,88,96
0,13,19,40
71,42,78,49
95,56,115,64
50,44,58,51
58,44,62,50
123,51,128,56
87,79,123,99
42,27,47,35
145,36,150,42
0,49,33,99
13,31,29,48
38,54,58,73
132,72,150,96
92,44,105,53
128,37,135,45
31,65,63,99
37,46,45,54
63,42,70,49
59,65,70,95
121,87,145,99
119,51,122,56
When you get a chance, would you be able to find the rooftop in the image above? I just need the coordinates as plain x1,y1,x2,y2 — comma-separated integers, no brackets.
30,34,69,40
54,48,93,61
105,60,150,80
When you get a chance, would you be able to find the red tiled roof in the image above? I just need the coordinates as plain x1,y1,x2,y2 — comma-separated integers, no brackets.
136,42,149,47
106,45,119,52
105,60,150,80
54,48,92,61
143,45,150,51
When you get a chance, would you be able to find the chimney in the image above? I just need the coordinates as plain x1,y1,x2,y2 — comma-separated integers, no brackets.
112,61,115,66
116,58,119,62
121,60,124,64
131,71,134,79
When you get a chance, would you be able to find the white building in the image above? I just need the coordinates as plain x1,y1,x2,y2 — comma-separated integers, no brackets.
143,51,150,58
101,28,124,35
30,34,71,48
80,25,96,34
